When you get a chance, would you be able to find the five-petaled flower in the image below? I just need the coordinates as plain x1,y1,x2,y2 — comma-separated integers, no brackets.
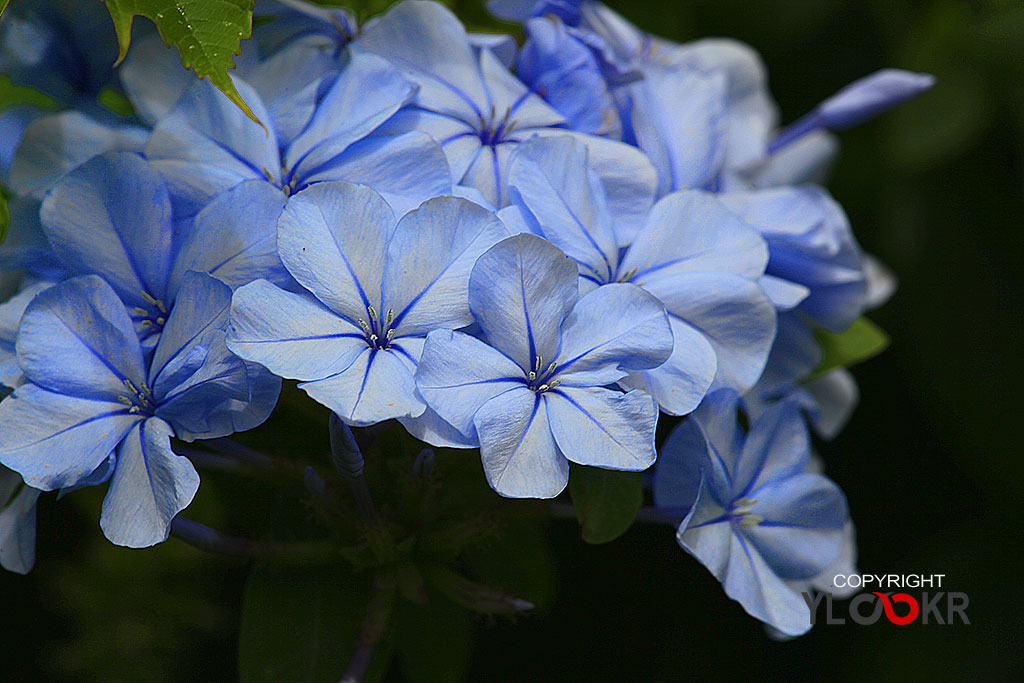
416,233,673,498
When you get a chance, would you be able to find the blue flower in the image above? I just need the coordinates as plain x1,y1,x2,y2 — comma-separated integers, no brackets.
0,272,280,547
504,135,776,413
415,233,673,498
142,49,451,220
0,466,41,575
227,181,509,426
37,151,294,344
353,0,656,218
654,390,849,636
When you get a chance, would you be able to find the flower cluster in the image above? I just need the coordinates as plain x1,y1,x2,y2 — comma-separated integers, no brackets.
0,0,930,636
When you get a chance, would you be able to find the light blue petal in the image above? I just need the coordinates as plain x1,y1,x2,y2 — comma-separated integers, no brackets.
383,196,509,336
16,276,147,400
297,132,452,216
9,112,147,200
459,144,505,208
691,388,745,473
721,532,813,637
277,181,394,322
734,400,810,497
355,0,488,120
99,419,200,548
518,17,620,137
506,135,618,283
546,386,657,470
474,387,568,498
754,312,822,394
539,130,657,246
0,384,140,490
718,186,867,331
759,275,809,311
399,406,478,449
752,130,837,188
246,38,339,144
468,33,518,69
676,480,731,577
674,38,778,173
645,273,776,393
554,282,672,382
119,32,194,126
39,152,176,309
743,473,848,580
150,273,254,436
620,190,768,283
416,329,528,438
0,478,40,575
228,279,367,381
469,234,578,373
620,314,716,416
170,181,291,296
146,77,278,218
287,51,417,180
299,347,425,426
374,108,477,181
0,282,51,389
803,368,858,440
630,67,726,195
653,416,708,512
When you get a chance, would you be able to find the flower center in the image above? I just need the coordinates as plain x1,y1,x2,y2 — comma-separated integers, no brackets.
117,379,156,416
477,105,518,147
133,291,168,335
356,305,396,350
730,497,763,527
526,355,561,394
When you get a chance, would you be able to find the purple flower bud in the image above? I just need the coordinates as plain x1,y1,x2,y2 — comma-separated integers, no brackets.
769,69,934,153
816,69,935,130
329,413,364,480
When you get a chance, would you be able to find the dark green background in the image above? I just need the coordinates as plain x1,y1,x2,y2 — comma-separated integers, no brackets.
2,0,1022,680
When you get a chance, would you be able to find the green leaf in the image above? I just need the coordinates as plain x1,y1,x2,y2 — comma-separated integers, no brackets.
809,317,890,380
569,466,643,544
101,0,261,124
0,74,60,112
0,1,9,19
97,86,137,117
0,193,8,244
239,560,381,683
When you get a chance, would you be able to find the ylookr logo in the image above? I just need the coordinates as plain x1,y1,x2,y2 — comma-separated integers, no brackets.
803,574,970,626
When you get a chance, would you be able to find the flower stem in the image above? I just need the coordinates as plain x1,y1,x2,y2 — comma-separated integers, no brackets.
339,577,395,683
170,517,335,559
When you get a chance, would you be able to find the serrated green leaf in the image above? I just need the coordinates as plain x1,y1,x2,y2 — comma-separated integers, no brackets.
0,74,60,112
102,0,260,124
809,317,890,380
0,192,9,244
239,560,382,683
569,466,643,544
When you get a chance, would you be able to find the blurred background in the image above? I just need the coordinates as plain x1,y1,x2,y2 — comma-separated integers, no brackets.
2,0,1021,680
